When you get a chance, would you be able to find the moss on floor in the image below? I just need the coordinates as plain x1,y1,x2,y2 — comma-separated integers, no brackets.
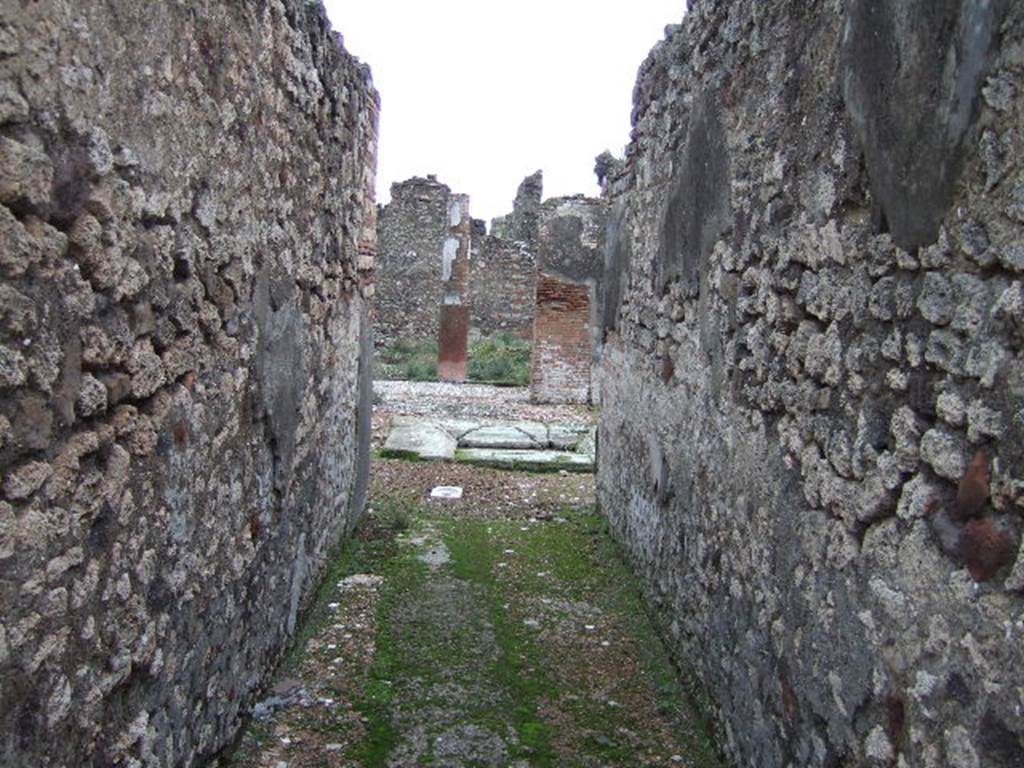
226,486,727,768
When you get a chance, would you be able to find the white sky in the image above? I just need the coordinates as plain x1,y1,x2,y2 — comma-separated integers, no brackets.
322,1,686,223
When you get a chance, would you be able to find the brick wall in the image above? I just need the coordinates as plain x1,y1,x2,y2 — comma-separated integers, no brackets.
529,195,606,403
531,275,592,403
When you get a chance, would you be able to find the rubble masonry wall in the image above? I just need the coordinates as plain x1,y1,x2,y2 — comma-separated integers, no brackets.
0,1,377,765
597,2,1024,766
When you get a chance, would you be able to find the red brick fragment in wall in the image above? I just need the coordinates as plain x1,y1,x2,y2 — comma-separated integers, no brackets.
960,518,1016,581
531,274,592,403
438,304,470,381
955,448,990,520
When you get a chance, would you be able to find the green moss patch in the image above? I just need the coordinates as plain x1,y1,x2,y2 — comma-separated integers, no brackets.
226,482,726,768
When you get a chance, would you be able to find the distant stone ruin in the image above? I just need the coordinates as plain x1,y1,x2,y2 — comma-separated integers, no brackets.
470,235,535,342
374,171,606,402
0,2,377,765
373,176,452,349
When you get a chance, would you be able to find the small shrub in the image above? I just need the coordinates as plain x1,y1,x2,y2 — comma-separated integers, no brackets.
468,333,531,386
373,494,417,532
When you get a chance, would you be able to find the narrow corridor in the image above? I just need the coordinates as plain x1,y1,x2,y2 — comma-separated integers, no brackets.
223,385,723,768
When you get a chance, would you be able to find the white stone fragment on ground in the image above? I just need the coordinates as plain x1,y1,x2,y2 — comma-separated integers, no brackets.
430,485,463,500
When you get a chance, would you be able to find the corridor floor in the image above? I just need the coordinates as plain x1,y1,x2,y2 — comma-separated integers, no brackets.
222,385,724,768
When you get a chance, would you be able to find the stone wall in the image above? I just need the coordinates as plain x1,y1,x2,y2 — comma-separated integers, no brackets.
469,236,536,340
532,196,606,404
0,2,377,766
491,170,543,244
373,176,450,349
597,2,1024,767
377,174,543,349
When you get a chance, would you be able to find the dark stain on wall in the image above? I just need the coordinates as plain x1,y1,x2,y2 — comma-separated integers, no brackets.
656,95,731,298
841,0,1005,250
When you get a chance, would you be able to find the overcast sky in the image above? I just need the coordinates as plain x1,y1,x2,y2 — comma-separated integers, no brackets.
322,1,686,223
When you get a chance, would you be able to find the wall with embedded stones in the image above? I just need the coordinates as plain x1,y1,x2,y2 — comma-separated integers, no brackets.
0,1,377,766
597,2,1024,767
469,236,536,341
377,175,542,349
373,176,451,349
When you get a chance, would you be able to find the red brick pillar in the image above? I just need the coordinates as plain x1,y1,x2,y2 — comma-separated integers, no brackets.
530,274,593,403
438,194,471,381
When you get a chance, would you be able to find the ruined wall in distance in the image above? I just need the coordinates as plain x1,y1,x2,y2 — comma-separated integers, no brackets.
377,175,542,350
0,1,377,765
490,170,543,244
470,236,536,340
373,176,450,349
598,1,1024,766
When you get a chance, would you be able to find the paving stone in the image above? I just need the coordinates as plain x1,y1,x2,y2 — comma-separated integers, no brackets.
459,424,544,450
455,448,593,473
548,424,592,450
438,419,482,439
381,423,456,461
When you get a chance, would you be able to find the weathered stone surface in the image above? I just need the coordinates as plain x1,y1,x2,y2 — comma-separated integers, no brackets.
455,448,594,474
842,0,1002,251
597,3,1024,767
0,2,378,766
470,236,536,340
382,422,457,462
459,423,546,450
548,424,592,451
383,419,591,465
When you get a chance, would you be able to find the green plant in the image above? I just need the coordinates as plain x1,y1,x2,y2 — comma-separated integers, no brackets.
376,338,438,381
373,494,418,532
468,333,531,386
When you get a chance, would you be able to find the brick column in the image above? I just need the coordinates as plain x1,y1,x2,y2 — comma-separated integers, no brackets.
530,274,593,403
438,194,471,381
